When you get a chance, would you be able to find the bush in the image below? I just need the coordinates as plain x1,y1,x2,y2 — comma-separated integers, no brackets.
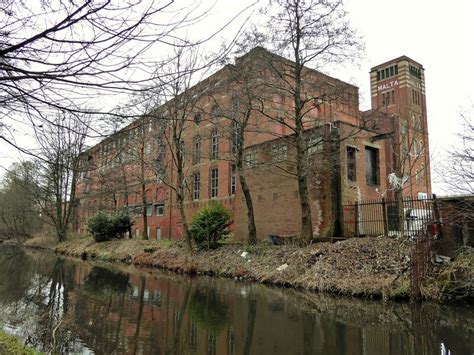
190,203,232,249
87,211,133,242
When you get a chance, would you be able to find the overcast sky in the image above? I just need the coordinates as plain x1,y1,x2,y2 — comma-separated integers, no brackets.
342,0,474,193
1,0,473,193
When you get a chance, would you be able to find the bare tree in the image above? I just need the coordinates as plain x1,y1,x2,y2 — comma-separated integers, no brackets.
443,111,473,195
205,63,267,245
140,46,207,251
0,0,253,153
128,118,156,240
438,110,474,245
238,0,362,242
33,112,91,242
376,112,430,236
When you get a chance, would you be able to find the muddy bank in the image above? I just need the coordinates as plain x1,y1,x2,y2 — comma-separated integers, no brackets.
27,236,473,301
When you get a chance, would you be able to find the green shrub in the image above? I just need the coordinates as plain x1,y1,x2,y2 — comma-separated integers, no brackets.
87,211,133,243
190,203,232,249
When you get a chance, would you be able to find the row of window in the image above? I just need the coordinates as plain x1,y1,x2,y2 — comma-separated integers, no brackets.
83,202,165,219
346,146,379,186
136,203,165,217
193,123,242,165
376,65,398,81
98,121,156,159
409,65,422,79
192,165,237,200
193,97,238,126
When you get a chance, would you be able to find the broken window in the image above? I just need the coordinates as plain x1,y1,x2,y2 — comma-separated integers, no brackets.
365,146,379,185
271,144,287,163
230,164,236,195
346,146,357,182
245,151,257,167
308,135,323,155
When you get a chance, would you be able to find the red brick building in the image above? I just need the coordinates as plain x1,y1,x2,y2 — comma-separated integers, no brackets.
75,48,431,241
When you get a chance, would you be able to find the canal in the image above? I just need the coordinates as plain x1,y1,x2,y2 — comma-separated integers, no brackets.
0,244,472,354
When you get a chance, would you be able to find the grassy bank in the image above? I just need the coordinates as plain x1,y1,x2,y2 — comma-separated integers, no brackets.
26,235,473,301
0,330,39,354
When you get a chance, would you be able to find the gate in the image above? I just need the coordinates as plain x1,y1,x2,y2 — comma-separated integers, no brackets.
342,195,441,238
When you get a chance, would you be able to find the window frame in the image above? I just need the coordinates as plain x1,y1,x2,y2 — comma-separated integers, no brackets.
192,172,200,200
346,146,357,182
230,164,236,195
155,202,165,216
271,143,287,163
365,146,379,186
193,135,201,165
245,151,257,168
210,167,218,198
210,127,219,160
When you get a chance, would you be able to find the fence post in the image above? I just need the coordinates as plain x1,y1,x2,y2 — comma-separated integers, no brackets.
355,201,359,238
382,197,389,237
432,194,443,239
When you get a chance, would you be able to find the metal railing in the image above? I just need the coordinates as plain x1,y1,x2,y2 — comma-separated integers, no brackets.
342,195,441,238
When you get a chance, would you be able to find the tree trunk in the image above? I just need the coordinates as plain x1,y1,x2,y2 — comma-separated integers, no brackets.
293,42,313,244
295,131,314,243
132,276,146,355
238,168,257,245
177,194,193,252
141,182,148,240
396,189,405,237
176,141,193,252
243,296,257,355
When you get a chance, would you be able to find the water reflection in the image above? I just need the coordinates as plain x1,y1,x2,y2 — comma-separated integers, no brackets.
0,245,472,354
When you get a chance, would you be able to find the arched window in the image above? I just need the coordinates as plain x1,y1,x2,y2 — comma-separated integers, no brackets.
194,113,201,125
211,105,221,120
156,188,164,202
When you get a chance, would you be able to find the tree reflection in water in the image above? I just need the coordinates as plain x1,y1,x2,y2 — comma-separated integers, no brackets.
189,286,229,335
0,246,472,355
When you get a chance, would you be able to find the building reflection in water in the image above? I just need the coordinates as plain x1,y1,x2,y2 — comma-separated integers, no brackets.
0,246,471,354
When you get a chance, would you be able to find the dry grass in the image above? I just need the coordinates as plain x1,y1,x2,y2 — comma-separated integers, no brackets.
0,330,40,354
133,237,414,299
429,246,474,300
24,233,57,249
27,234,473,301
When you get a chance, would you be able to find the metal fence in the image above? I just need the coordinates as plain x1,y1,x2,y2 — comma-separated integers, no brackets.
342,195,442,238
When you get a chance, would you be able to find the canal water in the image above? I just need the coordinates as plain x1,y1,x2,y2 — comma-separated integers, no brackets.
0,244,472,354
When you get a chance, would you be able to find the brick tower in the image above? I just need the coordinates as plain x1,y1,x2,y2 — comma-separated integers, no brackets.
369,56,431,198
